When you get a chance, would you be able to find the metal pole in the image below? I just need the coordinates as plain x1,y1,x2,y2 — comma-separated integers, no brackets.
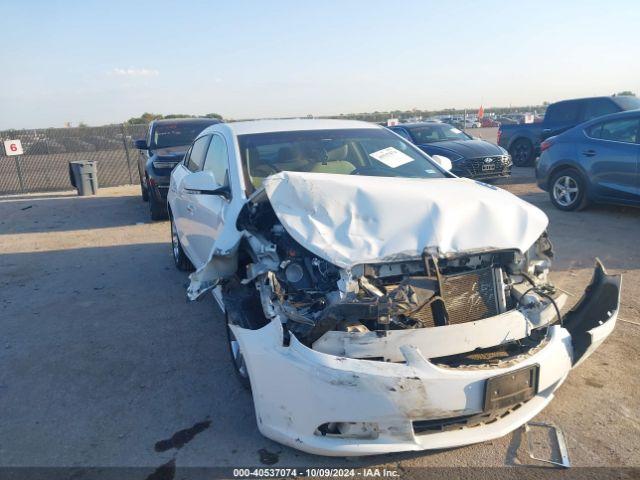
15,156,25,193
121,124,134,184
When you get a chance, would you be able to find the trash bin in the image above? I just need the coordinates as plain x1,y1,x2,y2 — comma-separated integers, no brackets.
68,160,98,196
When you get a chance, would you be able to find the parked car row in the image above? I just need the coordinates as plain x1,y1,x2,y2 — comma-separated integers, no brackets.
149,118,620,457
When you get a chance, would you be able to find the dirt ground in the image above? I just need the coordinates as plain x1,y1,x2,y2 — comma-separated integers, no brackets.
1,167,639,475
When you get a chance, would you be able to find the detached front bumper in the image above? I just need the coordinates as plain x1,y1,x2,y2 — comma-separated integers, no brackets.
231,261,620,456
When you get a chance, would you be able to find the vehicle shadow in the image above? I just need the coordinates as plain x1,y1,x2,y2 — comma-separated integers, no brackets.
0,192,152,234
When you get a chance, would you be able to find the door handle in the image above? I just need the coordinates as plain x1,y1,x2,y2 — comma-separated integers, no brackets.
186,204,195,214
582,149,596,157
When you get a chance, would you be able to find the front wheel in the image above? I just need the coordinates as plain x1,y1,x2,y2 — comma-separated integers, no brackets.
549,169,589,211
226,313,251,390
170,215,194,271
140,175,149,202
509,138,534,167
149,192,168,221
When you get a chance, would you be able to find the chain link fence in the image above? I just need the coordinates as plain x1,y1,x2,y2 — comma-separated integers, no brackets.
0,124,148,195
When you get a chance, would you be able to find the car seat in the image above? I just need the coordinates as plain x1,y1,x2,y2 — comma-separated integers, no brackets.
309,144,355,175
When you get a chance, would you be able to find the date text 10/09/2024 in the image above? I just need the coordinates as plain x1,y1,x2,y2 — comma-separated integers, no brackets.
232,468,400,477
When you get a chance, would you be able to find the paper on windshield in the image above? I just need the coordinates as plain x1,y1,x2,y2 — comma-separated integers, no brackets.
369,147,414,168
450,128,462,134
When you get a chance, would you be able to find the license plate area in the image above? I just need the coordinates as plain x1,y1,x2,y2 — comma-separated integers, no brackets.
482,163,496,172
484,364,539,411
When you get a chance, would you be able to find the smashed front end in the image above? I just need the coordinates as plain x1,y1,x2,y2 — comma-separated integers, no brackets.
205,173,621,456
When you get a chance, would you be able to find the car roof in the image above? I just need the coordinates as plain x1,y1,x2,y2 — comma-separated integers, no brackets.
152,117,221,125
551,95,629,105
203,118,380,137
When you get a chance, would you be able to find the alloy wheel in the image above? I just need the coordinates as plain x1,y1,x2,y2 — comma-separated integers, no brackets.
171,219,180,262
228,325,248,378
553,175,579,207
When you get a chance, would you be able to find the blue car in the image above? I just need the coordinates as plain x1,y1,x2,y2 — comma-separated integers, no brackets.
536,110,640,211
389,122,512,180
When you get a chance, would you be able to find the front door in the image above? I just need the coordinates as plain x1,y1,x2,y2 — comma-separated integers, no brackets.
173,135,211,267
189,134,231,264
583,115,640,201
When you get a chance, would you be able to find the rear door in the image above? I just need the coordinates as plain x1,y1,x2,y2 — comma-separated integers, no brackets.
172,135,212,265
189,134,231,264
582,115,640,201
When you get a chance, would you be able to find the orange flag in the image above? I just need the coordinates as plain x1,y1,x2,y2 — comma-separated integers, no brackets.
477,105,484,119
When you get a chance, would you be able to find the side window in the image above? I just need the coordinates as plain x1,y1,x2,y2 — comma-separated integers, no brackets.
186,135,211,172
583,99,620,121
586,118,640,144
392,128,412,142
203,135,230,186
545,101,581,124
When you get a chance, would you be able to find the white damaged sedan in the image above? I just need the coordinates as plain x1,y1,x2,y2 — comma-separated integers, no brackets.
167,119,620,456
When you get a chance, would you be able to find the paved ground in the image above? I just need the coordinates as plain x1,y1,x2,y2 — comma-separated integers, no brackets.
1,168,639,474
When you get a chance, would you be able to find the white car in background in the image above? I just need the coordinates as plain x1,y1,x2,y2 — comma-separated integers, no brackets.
167,119,620,456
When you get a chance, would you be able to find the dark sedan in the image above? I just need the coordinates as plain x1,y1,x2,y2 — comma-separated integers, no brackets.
389,122,512,180
134,118,221,220
535,110,640,211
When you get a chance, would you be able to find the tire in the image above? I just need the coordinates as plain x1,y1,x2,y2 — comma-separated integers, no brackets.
549,168,589,211
149,192,168,221
222,277,269,390
140,179,149,202
509,138,534,167
225,312,251,390
170,214,194,271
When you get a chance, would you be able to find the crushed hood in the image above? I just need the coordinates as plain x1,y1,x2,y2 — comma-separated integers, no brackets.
262,171,548,268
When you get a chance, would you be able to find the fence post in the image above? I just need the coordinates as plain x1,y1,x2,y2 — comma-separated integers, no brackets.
120,124,134,184
15,156,26,193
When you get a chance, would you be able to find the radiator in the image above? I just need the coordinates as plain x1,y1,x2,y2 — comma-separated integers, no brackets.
441,267,499,324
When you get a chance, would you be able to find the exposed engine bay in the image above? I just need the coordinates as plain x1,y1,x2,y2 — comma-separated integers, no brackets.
172,133,620,456
224,190,561,363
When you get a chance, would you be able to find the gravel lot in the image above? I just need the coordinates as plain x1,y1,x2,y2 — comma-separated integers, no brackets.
1,166,639,475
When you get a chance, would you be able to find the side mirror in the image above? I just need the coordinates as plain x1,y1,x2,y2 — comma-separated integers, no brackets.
134,139,148,150
431,154,453,172
183,171,231,199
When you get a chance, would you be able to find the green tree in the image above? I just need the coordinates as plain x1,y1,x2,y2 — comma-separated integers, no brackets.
613,91,636,97
163,114,193,119
204,113,223,120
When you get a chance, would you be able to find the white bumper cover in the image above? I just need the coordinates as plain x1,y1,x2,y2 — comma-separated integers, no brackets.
232,320,580,456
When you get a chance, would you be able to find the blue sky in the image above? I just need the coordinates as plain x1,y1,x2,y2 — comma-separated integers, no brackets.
0,0,638,129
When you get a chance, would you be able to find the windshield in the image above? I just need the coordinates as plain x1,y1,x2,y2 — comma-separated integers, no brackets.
152,123,212,149
238,128,448,190
406,124,471,144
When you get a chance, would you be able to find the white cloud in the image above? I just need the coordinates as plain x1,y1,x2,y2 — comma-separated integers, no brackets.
110,67,159,77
